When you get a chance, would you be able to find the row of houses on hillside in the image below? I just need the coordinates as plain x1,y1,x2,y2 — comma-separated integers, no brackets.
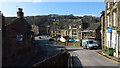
50,21,82,41
50,20,101,46
2,8,36,66
100,0,120,58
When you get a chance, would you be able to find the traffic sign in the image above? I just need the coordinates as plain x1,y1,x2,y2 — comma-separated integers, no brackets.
108,28,112,33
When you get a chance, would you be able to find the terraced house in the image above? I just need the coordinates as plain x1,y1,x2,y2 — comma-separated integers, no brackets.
101,0,120,58
2,8,34,66
81,23,101,46
68,22,82,41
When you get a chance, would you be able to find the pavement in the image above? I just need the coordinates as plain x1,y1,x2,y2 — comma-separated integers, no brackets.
95,50,120,64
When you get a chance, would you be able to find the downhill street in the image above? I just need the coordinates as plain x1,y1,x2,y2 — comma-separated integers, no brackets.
66,46,119,68
20,36,119,67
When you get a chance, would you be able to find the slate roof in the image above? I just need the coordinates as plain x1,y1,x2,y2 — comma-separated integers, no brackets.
86,23,100,30
5,18,32,34
50,24,60,31
50,24,69,31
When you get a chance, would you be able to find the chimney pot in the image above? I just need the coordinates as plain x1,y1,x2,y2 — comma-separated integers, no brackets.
17,8,24,18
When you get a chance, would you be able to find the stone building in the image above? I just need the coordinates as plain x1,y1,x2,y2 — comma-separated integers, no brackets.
103,0,120,57
100,11,106,49
50,20,82,42
0,11,5,67
81,23,101,46
60,29,68,37
2,8,34,66
31,24,39,35
68,23,82,41
39,25,48,35
50,24,61,38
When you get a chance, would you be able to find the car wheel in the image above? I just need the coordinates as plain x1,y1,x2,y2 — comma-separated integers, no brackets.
89,47,92,50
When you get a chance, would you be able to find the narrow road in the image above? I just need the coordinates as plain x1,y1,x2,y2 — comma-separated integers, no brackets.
66,46,119,68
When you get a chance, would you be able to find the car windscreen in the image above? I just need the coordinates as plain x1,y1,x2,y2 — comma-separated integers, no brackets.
94,41,98,44
89,41,94,44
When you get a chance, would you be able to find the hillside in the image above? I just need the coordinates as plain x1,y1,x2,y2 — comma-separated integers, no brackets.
5,14,100,27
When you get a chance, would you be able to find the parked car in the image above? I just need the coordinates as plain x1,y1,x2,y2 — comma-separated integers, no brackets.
69,39,75,42
60,37,66,42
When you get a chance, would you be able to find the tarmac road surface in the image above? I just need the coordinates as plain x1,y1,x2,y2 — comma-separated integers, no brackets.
66,46,119,68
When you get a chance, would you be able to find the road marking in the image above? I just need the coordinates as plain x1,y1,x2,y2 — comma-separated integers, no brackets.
92,50,120,64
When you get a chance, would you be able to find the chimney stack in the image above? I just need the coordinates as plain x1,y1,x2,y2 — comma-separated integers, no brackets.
17,8,24,18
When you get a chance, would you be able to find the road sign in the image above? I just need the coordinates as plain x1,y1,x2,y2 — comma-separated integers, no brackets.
108,28,112,33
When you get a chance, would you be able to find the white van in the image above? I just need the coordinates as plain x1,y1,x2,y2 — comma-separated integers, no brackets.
82,39,98,50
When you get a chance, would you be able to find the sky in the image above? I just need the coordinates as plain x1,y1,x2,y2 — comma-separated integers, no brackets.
0,1,105,17
0,0,105,2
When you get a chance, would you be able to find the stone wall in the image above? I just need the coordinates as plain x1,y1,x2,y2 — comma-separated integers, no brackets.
33,50,72,68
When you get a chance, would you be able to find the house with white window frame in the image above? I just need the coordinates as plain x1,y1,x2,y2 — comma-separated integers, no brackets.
104,0,120,58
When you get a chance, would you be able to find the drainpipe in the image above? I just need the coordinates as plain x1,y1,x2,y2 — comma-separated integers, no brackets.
110,32,112,48
118,35,119,58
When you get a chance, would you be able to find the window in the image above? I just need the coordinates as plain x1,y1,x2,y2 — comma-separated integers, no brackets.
16,35,23,41
66,31,67,35
69,25,71,29
113,11,116,26
72,25,77,28
72,31,77,35
89,41,94,44
57,31,60,33
107,2,110,9
114,0,116,3
107,15,110,27
79,25,81,28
